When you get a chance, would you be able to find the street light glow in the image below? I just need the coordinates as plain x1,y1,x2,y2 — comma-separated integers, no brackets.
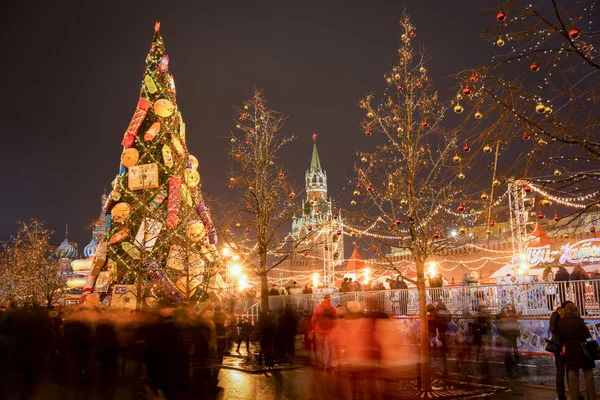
230,264,241,276
222,247,231,257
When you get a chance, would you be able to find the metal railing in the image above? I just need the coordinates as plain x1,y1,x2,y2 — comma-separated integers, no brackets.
227,280,600,318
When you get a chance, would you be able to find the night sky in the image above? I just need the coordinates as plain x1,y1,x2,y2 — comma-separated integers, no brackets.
1,0,492,249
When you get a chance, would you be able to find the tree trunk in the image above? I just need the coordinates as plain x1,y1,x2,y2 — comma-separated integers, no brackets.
415,257,432,392
259,271,269,312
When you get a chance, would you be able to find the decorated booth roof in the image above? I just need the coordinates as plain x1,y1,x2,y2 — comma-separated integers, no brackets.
345,247,365,272
528,223,551,247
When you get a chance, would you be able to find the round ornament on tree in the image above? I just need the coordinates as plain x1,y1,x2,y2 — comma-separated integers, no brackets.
184,169,200,187
121,148,139,168
187,220,206,242
496,11,507,21
569,29,580,39
454,104,464,114
154,99,175,117
188,155,199,170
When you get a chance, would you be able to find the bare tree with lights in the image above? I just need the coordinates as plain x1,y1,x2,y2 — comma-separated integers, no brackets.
452,0,600,228
0,219,64,307
220,88,316,312
355,13,486,392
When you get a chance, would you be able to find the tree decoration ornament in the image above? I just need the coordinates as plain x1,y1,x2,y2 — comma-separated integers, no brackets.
462,87,471,96
416,82,423,88
154,99,175,117
366,185,373,191
554,169,562,176
350,200,357,205
288,192,295,199
582,45,589,51
184,169,200,187
121,148,139,168
554,215,560,222
357,183,363,188
307,225,313,231
419,67,426,73
166,176,181,228
366,112,374,118
144,122,161,142
522,133,530,140
278,172,285,179
453,155,462,163
537,212,545,219
365,129,372,136
492,179,501,187
540,199,552,207
111,203,131,223
188,155,199,170
496,11,507,21
128,163,159,190
457,204,465,212
463,144,471,152
590,227,596,233
353,190,360,196
496,37,505,46
361,156,367,163
469,75,478,83
481,193,489,200
569,28,580,39
144,74,158,94
409,31,416,37
121,98,151,147
535,103,546,114
236,154,243,159
474,111,483,119
395,218,402,225
433,232,440,239
422,121,429,127
400,199,408,206
245,228,251,233
454,104,464,114
158,54,170,72
530,63,540,72
457,172,465,179
397,85,403,91
162,145,174,167
489,220,496,227
523,185,532,193
483,145,492,153
563,233,570,239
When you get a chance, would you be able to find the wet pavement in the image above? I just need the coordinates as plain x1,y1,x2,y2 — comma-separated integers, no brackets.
3,350,599,399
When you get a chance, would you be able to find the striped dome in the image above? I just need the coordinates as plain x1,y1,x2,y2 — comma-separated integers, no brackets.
57,238,78,260
83,237,98,258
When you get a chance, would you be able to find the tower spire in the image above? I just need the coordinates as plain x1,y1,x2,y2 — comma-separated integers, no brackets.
310,133,322,173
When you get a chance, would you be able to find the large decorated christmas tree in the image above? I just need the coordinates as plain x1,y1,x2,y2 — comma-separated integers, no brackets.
80,23,220,308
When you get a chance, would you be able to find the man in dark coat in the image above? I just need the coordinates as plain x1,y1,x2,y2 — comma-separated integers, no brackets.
558,303,596,400
550,301,571,400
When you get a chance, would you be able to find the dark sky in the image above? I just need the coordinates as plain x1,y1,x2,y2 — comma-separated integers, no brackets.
0,0,492,248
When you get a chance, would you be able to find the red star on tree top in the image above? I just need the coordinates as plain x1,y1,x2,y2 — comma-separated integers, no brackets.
154,21,161,32
312,133,318,141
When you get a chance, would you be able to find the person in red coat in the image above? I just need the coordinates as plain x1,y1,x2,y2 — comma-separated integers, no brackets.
311,294,338,370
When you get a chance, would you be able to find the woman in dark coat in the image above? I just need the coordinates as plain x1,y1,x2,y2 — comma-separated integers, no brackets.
558,303,596,400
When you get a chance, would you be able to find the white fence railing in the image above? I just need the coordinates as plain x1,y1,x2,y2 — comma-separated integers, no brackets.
227,280,600,318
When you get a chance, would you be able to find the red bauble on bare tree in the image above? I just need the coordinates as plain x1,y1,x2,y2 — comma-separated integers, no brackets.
537,212,545,219
523,185,532,193
496,11,507,21
554,215,560,222
530,63,540,72
569,28,580,39
433,232,440,239
458,204,465,212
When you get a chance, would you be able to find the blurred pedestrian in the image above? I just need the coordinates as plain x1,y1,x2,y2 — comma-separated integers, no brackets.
435,300,451,355
555,266,570,304
276,305,298,361
497,304,521,366
558,303,597,400
311,293,338,370
550,301,571,400
570,265,590,316
591,269,600,313
213,306,229,362
236,317,253,358
298,310,315,360
257,310,277,367
543,266,557,311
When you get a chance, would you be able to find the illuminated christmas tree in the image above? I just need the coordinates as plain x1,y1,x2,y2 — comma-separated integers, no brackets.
80,23,220,307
